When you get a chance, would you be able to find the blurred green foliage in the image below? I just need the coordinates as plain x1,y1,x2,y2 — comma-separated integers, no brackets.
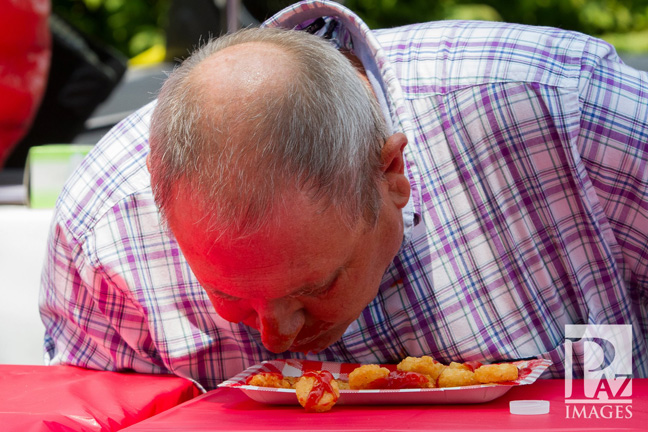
53,0,648,58
52,0,170,57
345,0,648,52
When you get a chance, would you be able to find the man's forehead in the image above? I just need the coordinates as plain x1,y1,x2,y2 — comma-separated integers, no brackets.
188,233,350,301
167,186,362,288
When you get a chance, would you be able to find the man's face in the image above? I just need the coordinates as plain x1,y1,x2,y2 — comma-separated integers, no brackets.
167,191,405,354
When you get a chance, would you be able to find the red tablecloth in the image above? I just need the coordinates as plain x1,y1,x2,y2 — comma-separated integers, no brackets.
0,364,200,431
123,379,647,431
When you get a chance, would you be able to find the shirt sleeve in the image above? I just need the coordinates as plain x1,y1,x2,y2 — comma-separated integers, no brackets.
575,40,648,294
39,217,169,374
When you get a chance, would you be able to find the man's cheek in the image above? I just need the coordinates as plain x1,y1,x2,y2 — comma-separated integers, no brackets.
242,315,259,330
211,301,251,324
311,302,360,323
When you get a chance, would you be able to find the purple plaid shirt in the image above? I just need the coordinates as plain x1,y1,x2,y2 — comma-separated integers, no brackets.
40,0,648,390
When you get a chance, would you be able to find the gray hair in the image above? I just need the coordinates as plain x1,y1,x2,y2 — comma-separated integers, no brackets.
148,27,389,238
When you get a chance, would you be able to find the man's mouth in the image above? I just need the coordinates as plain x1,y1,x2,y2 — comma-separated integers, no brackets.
289,333,323,353
243,317,341,354
287,322,339,353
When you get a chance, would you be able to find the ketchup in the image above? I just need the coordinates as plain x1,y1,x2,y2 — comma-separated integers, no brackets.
302,370,337,411
463,361,483,372
368,370,430,389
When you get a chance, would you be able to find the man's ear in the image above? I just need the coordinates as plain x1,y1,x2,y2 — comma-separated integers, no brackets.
381,132,410,209
145,154,151,173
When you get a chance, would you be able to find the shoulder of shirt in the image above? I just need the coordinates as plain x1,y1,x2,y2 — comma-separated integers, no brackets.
372,20,618,96
53,101,157,242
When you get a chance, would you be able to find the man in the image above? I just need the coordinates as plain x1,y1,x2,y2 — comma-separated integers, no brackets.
40,0,648,391
147,25,409,356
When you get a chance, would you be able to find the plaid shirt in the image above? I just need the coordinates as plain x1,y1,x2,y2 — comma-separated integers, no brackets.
40,0,648,390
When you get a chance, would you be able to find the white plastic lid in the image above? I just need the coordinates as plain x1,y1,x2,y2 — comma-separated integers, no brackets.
509,400,550,415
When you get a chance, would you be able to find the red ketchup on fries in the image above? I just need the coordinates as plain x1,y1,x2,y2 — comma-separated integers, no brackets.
367,370,430,389
302,370,338,411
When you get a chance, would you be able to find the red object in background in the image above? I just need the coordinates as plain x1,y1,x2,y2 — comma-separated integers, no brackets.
0,364,200,431
0,0,51,167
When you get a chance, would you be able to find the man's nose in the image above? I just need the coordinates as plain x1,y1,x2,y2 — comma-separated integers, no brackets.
255,298,305,353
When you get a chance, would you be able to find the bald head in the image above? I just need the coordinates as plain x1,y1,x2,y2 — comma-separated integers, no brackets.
148,27,389,239
193,42,295,120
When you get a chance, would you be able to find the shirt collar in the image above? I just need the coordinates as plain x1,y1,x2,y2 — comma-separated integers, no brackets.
263,0,422,245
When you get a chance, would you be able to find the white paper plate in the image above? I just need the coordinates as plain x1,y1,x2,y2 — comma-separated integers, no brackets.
218,358,552,405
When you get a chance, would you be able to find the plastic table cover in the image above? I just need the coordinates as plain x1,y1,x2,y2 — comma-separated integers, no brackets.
0,364,200,431
123,379,648,431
